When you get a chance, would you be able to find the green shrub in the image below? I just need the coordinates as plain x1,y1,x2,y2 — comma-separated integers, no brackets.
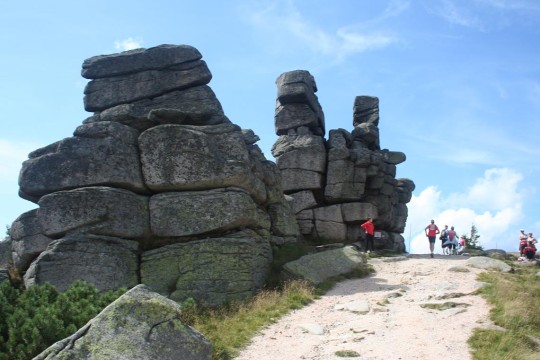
0,280,125,360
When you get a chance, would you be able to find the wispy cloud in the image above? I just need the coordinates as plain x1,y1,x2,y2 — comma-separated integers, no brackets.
114,37,142,51
435,0,484,29
407,167,526,253
244,2,397,62
476,0,540,11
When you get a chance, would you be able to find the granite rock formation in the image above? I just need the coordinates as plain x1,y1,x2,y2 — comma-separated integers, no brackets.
272,70,414,251
11,44,299,306
5,45,415,307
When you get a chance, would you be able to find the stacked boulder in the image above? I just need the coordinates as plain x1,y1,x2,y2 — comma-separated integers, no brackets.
11,45,299,306
272,70,415,252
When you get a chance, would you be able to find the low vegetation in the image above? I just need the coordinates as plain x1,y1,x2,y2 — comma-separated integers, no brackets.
0,281,125,360
181,263,374,360
469,266,540,359
181,280,317,360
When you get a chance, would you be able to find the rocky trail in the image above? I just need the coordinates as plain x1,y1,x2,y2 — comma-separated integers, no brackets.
235,254,495,360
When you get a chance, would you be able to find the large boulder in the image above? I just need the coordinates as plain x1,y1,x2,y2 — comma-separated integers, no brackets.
92,85,228,131
37,187,150,239
9,209,52,274
34,284,212,360
353,96,379,127
149,188,271,237
82,44,203,79
141,230,272,306
84,58,212,111
24,234,139,292
275,70,325,134
283,246,368,284
139,123,267,203
313,205,347,242
18,121,145,201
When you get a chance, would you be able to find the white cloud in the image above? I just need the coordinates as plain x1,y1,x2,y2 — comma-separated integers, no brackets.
476,0,540,11
406,167,525,254
114,37,142,51
435,0,484,29
244,2,397,62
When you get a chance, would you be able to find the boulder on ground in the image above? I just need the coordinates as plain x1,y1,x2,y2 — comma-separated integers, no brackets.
466,256,513,272
34,284,212,360
283,246,368,284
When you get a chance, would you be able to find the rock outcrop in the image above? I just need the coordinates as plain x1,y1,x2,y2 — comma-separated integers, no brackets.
34,284,212,360
272,70,414,251
7,45,414,307
11,44,299,306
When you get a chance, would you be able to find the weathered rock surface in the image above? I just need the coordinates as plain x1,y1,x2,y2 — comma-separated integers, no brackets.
283,246,368,284
37,186,150,239
34,284,212,360
149,188,270,237
271,72,414,249
0,239,11,282
84,60,212,111
466,256,513,272
9,44,300,307
9,209,52,274
141,230,272,306
18,121,145,201
92,85,228,131
139,123,267,203
24,234,139,292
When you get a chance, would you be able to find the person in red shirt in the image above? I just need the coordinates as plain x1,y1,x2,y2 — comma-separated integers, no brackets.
425,219,440,258
361,217,375,253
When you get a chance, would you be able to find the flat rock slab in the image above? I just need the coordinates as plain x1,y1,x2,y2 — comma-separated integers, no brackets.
466,256,513,272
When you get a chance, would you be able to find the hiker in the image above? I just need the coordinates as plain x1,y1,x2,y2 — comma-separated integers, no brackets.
444,226,459,255
425,219,440,258
361,217,375,253
523,237,537,261
519,229,528,256
457,235,466,255
440,225,449,255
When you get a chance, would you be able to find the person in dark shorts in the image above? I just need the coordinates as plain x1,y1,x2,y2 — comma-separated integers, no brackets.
425,219,439,258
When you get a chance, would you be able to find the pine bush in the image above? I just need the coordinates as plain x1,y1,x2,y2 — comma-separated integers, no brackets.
0,280,125,360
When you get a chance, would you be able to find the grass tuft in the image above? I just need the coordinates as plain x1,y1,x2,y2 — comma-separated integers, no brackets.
468,267,540,359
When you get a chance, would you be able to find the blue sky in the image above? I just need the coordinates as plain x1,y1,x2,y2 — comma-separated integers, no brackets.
1,0,539,253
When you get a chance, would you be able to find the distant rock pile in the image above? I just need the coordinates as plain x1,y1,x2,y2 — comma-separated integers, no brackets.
11,45,299,306
272,70,414,251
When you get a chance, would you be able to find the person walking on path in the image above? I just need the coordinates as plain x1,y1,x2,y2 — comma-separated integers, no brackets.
425,219,440,258
445,226,459,255
361,217,375,253
440,225,449,255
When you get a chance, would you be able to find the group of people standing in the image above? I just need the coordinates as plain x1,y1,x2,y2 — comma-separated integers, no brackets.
425,220,465,258
518,229,537,261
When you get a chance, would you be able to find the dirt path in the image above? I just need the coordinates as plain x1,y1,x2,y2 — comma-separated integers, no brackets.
235,254,494,360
